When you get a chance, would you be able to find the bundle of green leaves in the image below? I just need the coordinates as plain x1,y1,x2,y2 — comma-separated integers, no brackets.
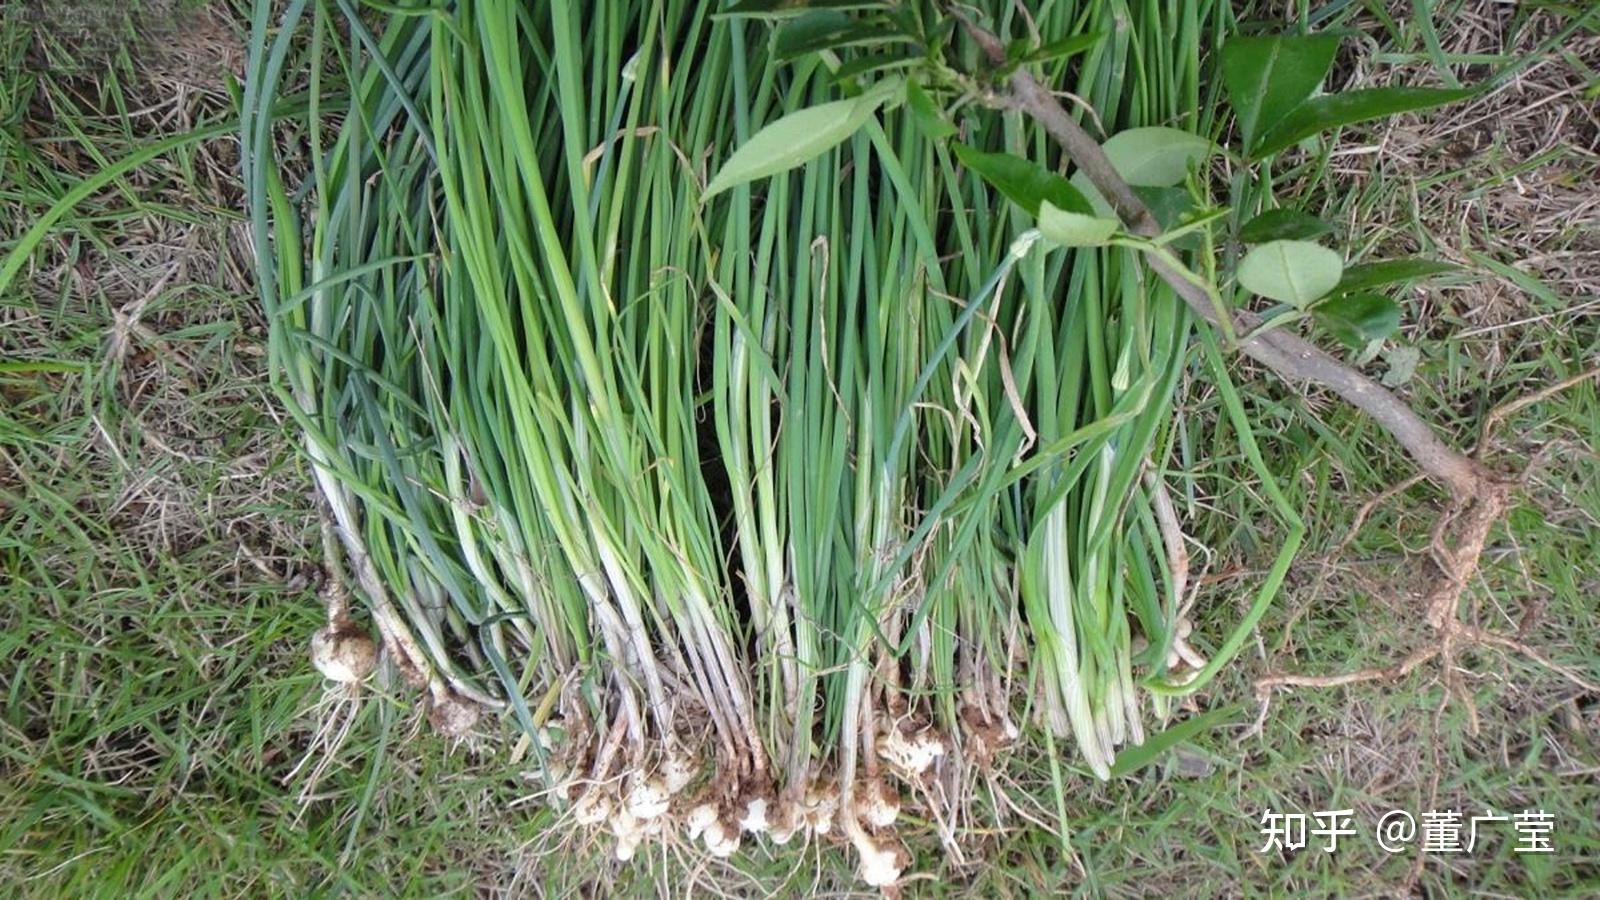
241,0,1467,884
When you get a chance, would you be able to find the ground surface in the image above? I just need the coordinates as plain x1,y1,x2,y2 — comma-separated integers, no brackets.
1,1,1596,896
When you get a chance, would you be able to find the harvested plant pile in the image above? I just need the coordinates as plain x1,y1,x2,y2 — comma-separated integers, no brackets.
242,0,1462,884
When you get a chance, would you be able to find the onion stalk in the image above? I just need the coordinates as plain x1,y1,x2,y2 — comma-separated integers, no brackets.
244,0,1280,884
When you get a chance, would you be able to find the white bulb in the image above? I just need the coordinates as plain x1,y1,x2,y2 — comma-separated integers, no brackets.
310,624,376,683
625,775,671,821
703,819,740,858
860,779,900,829
662,750,697,794
685,802,718,840
573,790,612,826
853,834,908,888
738,796,769,834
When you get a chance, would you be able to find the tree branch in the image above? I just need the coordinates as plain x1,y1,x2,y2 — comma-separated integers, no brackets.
962,17,1494,496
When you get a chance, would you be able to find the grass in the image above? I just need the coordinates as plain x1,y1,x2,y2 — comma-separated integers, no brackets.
2,0,1597,896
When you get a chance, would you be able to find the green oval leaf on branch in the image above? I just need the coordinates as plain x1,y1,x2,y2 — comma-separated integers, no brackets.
1038,200,1119,247
953,144,1092,218
1315,292,1401,348
1239,208,1334,243
1238,239,1344,307
1252,86,1477,158
1072,126,1211,215
704,80,899,200
1100,126,1213,187
1220,34,1340,154
1335,257,1459,293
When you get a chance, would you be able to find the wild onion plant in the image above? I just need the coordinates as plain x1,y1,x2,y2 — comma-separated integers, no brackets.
244,0,1469,884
